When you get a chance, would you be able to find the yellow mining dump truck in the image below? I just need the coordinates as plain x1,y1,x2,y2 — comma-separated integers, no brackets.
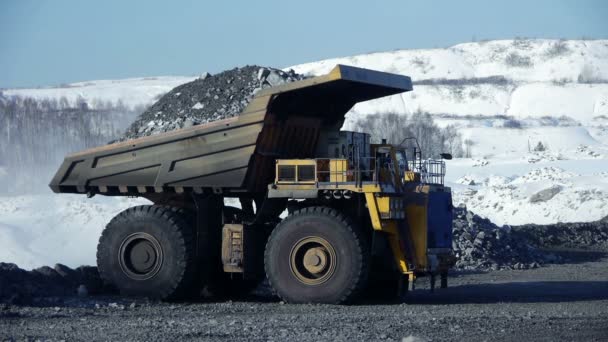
50,65,454,303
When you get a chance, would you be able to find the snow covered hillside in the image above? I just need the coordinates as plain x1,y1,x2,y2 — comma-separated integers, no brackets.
290,39,608,226
291,39,608,125
2,76,195,110
293,39,608,82
1,38,607,269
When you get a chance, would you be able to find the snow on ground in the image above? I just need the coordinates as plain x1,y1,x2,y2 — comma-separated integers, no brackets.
437,121,608,225
293,39,608,225
448,160,608,226
0,195,246,270
2,76,196,110
0,194,150,270
291,39,608,127
291,39,608,83
343,83,608,126
437,122,608,225
507,83,608,123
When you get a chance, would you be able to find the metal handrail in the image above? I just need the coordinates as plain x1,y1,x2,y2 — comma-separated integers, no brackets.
315,157,378,188
409,159,445,185
277,139,447,188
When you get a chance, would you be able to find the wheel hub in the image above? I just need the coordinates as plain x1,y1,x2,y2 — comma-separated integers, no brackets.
119,232,163,280
290,236,337,285
302,247,328,274
130,240,157,272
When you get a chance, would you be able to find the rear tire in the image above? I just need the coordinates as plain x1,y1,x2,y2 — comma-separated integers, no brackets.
97,205,196,300
264,207,369,304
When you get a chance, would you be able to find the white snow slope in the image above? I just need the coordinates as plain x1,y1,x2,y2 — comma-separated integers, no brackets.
0,195,150,268
290,39,608,227
291,39,608,125
1,39,607,269
2,76,196,110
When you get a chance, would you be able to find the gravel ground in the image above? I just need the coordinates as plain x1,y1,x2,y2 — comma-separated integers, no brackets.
2,248,607,342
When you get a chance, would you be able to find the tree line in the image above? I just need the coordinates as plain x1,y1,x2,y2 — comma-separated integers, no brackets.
0,95,142,193
352,111,465,159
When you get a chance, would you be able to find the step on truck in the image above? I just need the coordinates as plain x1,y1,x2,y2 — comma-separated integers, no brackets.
50,65,454,303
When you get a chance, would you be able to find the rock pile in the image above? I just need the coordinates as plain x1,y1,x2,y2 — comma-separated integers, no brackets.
516,218,608,250
120,66,305,141
452,208,554,270
452,207,608,271
0,263,109,304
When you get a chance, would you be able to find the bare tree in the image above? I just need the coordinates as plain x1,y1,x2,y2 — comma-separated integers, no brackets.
353,111,465,159
0,95,141,194
464,139,475,158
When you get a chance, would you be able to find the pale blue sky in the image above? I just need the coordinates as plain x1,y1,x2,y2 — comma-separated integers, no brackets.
1,0,606,88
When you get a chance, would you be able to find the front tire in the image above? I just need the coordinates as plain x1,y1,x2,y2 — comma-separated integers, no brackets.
97,205,196,300
264,207,370,304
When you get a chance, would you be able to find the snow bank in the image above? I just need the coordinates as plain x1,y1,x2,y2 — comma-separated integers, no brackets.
3,76,195,110
0,195,150,270
449,162,608,225
507,83,608,123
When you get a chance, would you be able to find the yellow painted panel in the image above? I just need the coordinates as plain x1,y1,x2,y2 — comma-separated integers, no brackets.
329,159,348,183
365,194,410,274
384,221,409,273
376,196,390,219
275,159,316,166
404,171,416,182
364,193,382,231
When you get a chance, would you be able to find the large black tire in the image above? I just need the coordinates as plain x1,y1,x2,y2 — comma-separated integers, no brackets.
97,205,196,300
264,207,370,304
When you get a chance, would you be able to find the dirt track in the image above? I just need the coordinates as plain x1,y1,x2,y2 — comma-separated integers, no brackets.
2,249,607,342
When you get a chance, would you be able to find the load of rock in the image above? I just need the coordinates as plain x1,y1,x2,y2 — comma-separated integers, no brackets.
452,207,608,270
120,66,306,141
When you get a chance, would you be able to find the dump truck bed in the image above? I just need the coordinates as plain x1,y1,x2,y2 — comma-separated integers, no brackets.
49,65,413,196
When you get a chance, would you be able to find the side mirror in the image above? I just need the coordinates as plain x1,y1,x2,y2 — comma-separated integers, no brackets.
440,153,453,160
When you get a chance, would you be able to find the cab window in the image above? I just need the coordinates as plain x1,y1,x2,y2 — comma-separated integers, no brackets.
396,150,409,175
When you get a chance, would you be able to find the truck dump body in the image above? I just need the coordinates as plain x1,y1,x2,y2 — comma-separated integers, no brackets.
49,65,413,196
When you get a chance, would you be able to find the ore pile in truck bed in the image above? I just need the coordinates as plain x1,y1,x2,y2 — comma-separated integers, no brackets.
119,66,306,141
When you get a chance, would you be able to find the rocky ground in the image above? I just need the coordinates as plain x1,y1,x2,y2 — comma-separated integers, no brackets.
119,66,305,141
1,250,607,341
0,263,113,306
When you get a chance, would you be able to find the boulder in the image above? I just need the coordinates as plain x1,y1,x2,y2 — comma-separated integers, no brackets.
529,185,562,203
